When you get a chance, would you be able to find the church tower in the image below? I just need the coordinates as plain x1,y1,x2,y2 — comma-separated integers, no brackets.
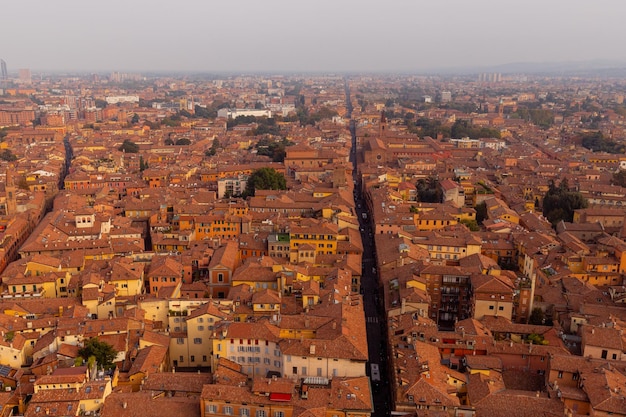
379,110,387,139
5,165,17,215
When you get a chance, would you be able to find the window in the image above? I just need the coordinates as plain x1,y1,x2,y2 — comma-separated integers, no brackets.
489,305,495,310
223,406,233,415
274,412,284,417
177,338,185,344
218,273,224,282
558,371,563,378
498,306,504,311
241,409,250,417
256,411,266,417
194,338,202,344
198,326,204,331
191,355,195,362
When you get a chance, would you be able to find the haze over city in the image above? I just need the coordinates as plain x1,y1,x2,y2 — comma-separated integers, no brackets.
5,1,626,416
2,0,626,73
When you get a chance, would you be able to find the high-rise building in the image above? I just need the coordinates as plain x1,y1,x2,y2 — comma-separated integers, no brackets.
0,59,7,80
18,68,31,84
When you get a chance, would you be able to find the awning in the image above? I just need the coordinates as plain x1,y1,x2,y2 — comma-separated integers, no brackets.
269,393,291,402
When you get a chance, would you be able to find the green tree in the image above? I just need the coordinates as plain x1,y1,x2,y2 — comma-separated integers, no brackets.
475,201,488,224
205,138,221,156
118,139,139,153
460,219,480,231
416,176,441,203
451,119,500,139
255,137,292,162
542,179,587,226
526,333,548,345
528,307,544,325
139,156,148,172
78,338,118,369
0,149,17,161
515,108,554,129
581,131,625,154
409,118,450,138
131,114,140,124
175,138,191,145
194,105,211,118
243,167,287,198
143,120,161,130
613,170,626,187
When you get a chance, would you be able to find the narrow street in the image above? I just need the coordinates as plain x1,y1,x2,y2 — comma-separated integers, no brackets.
345,80,391,417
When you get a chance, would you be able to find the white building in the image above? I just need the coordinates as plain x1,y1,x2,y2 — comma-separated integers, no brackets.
217,175,248,198
105,95,139,104
217,108,272,119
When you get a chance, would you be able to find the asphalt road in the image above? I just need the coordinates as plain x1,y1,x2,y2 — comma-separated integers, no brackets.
346,82,392,416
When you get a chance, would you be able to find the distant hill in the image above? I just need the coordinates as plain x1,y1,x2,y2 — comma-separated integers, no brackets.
491,59,626,74
427,60,626,76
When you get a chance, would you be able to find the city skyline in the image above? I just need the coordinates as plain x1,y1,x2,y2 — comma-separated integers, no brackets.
2,0,626,74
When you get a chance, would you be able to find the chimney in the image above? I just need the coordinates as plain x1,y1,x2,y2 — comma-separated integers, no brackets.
123,402,128,409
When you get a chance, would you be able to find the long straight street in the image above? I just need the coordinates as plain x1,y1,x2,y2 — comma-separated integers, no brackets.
346,80,392,417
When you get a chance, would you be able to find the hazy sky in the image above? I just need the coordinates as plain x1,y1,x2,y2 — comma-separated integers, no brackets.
2,0,625,73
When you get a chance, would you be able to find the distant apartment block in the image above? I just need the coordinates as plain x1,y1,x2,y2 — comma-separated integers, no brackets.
217,175,248,198
217,108,272,119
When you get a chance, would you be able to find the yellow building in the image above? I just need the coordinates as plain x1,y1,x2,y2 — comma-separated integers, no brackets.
289,220,338,262
174,302,230,369
4,272,60,298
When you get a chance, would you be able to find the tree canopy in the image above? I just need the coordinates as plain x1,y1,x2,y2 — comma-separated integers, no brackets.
416,177,441,203
451,120,501,139
0,149,17,161
580,131,625,154
542,179,587,226
175,138,191,145
513,108,554,129
243,167,287,198
78,338,118,369
254,137,293,162
205,138,221,157
528,307,545,325
612,170,626,187
475,201,488,225
118,139,139,153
